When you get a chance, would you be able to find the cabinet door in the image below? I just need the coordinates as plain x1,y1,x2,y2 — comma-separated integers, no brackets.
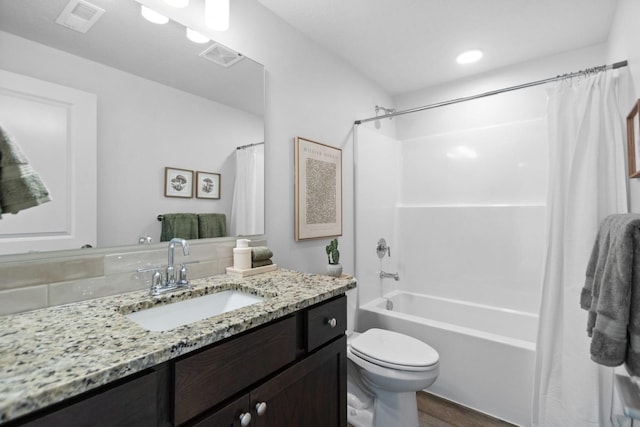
251,335,347,427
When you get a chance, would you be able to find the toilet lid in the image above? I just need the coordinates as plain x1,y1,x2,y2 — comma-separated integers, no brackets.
350,328,439,370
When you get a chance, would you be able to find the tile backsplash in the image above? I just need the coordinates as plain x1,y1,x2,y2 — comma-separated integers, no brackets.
0,238,266,316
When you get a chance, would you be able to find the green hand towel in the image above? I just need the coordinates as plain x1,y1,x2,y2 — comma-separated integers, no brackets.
160,213,199,241
251,246,273,262
0,126,51,217
252,259,273,268
198,213,227,238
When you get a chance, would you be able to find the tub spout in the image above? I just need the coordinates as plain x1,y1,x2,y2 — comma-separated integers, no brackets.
379,270,399,281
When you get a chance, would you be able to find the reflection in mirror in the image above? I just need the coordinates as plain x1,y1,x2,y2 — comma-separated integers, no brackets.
0,0,265,257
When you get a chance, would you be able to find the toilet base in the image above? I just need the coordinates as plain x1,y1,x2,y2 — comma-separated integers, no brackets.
371,389,419,427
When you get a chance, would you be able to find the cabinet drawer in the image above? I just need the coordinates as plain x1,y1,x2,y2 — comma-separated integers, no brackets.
20,370,158,427
306,296,346,352
174,316,297,425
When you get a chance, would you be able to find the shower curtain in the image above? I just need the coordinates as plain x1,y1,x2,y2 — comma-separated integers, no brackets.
230,143,264,236
532,69,627,426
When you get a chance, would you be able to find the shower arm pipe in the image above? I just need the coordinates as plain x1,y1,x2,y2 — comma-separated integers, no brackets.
354,60,628,125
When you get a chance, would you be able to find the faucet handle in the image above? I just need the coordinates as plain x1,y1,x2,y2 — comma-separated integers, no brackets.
178,263,188,285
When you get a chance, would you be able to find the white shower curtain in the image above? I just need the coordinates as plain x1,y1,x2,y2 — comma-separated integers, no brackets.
230,143,264,236
532,70,627,426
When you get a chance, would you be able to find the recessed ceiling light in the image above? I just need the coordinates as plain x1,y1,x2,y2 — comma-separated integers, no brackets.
205,0,229,31
456,49,483,64
186,28,210,44
140,5,169,24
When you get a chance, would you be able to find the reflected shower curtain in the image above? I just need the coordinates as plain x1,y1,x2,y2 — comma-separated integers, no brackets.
532,70,627,426
230,143,264,236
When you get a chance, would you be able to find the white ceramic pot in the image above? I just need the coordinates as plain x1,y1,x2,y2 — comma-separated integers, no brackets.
326,263,343,277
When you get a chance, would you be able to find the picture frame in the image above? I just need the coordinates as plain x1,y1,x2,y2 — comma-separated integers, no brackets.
196,171,221,199
164,167,193,198
294,136,342,241
627,99,640,178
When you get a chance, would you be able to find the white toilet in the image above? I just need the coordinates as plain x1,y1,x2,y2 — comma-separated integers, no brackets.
346,328,440,427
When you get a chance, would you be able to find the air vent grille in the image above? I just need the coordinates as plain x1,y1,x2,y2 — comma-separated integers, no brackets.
55,0,105,34
199,43,244,68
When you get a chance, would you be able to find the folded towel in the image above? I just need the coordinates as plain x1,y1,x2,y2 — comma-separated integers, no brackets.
0,126,51,217
160,213,198,241
581,214,640,375
198,213,227,238
252,259,273,268
251,246,273,262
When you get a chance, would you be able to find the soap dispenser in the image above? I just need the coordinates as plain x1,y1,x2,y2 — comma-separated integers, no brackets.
233,239,252,270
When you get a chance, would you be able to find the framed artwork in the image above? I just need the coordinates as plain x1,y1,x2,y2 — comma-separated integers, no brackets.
196,171,221,199
628,99,640,178
164,167,193,198
294,136,342,241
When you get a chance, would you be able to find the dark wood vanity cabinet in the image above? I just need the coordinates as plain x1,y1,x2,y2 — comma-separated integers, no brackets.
8,295,347,427
183,295,347,427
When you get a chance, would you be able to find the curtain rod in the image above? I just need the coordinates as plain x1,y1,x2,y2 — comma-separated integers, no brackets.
354,60,628,125
236,142,264,150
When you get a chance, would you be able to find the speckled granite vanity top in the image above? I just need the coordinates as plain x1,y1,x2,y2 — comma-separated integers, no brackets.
0,269,356,423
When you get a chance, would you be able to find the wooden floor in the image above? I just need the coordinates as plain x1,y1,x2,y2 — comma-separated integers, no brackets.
417,392,515,427
349,391,516,427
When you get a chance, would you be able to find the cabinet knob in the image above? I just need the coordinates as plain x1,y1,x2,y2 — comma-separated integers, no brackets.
327,318,337,328
255,401,267,416
239,412,251,426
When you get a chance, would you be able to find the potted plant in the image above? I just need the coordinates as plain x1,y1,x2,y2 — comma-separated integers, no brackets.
325,238,342,277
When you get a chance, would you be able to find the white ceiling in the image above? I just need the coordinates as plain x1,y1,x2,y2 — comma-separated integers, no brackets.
257,0,619,96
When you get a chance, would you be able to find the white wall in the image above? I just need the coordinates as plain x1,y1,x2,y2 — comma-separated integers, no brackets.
176,0,394,275
0,31,263,247
607,0,640,212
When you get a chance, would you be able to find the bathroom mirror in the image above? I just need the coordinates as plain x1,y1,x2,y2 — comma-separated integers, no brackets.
0,0,265,257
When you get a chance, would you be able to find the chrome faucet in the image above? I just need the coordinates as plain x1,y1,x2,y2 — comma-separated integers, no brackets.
379,270,399,281
166,238,190,286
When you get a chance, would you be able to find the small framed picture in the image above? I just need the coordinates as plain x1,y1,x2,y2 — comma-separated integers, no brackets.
164,167,193,198
628,99,640,178
196,171,221,199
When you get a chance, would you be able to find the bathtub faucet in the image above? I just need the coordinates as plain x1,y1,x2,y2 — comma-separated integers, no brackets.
380,270,399,281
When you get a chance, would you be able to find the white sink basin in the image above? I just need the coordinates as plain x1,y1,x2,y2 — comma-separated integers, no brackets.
125,290,264,332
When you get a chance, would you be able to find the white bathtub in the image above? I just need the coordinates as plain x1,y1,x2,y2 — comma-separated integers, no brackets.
358,290,537,427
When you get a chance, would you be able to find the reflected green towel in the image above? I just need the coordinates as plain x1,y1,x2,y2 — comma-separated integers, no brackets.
198,213,227,238
160,213,198,241
0,126,51,217
251,246,273,262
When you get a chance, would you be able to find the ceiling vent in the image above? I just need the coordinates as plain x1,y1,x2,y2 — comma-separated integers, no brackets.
55,0,105,34
199,43,244,68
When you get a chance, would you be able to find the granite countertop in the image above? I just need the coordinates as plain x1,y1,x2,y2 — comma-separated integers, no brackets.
0,269,357,424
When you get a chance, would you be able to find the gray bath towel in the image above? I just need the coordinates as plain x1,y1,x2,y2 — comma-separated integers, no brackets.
581,214,640,375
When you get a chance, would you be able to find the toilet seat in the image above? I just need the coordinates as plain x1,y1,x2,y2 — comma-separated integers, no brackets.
350,328,439,372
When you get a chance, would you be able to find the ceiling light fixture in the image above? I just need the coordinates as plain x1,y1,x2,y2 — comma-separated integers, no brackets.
140,5,169,24
456,49,483,64
186,27,210,44
164,0,189,7
205,0,229,32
